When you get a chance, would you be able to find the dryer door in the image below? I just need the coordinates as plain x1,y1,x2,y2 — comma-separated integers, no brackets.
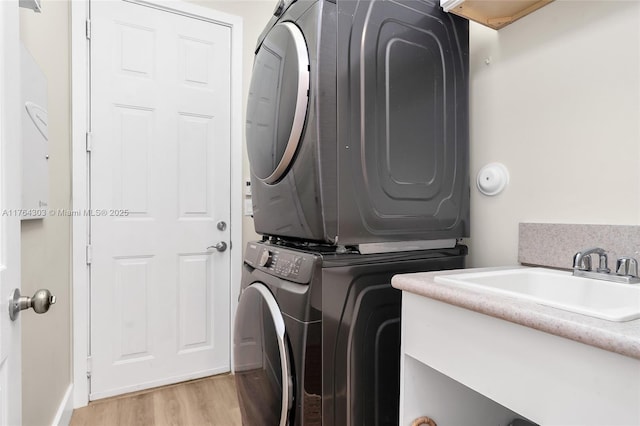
233,283,293,426
246,22,310,184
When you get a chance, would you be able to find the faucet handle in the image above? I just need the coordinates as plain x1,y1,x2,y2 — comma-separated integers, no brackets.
616,257,639,277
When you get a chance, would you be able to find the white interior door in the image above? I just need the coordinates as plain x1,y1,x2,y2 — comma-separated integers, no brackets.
0,1,22,423
89,0,232,399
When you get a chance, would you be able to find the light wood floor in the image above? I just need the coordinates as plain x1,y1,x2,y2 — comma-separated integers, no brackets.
70,374,242,426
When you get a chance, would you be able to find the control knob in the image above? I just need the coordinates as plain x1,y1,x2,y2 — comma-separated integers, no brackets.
258,249,273,267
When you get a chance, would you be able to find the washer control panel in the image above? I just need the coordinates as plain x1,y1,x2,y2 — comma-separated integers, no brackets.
245,243,316,284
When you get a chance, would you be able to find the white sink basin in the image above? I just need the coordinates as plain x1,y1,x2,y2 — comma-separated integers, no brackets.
434,268,640,322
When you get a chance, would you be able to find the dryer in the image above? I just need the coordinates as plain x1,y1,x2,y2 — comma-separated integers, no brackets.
246,0,469,246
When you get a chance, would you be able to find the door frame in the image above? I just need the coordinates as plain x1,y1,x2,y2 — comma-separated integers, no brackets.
71,0,243,407
0,0,22,424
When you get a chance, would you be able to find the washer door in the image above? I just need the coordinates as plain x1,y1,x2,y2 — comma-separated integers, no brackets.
246,22,309,184
233,283,293,426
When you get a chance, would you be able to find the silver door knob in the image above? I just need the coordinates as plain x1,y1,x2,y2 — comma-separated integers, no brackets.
207,242,227,252
217,221,227,231
9,288,56,321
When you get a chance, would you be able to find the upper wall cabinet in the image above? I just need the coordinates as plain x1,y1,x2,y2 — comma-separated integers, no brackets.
440,0,554,30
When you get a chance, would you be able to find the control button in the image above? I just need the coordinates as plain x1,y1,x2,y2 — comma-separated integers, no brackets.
282,264,292,276
258,249,273,267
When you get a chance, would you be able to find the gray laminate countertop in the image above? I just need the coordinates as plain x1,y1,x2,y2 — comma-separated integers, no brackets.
391,267,640,360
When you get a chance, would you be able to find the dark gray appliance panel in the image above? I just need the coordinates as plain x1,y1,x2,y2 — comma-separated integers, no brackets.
337,0,470,244
321,247,467,426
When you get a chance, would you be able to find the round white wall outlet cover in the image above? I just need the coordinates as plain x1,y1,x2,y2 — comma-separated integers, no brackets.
476,163,509,196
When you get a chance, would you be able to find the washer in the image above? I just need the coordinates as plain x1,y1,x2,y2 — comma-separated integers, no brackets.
234,241,323,426
246,0,469,245
233,240,467,425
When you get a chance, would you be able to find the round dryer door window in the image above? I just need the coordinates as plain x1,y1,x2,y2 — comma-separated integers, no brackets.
246,22,309,184
233,283,293,426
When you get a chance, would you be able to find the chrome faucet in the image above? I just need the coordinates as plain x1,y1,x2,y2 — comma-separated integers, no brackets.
572,248,640,284
572,247,610,273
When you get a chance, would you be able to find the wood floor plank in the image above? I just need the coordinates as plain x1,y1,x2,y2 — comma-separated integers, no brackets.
70,374,242,426
69,399,114,426
192,374,242,425
118,392,156,425
152,386,183,426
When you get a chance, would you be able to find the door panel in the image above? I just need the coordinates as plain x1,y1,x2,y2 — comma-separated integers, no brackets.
178,114,213,216
177,254,212,352
90,0,232,399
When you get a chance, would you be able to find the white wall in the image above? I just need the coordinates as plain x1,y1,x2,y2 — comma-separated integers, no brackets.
19,1,72,425
467,0,640,267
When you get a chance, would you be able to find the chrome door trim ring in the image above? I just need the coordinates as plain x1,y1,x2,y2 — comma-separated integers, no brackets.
245,283,293,425
262,21,309,184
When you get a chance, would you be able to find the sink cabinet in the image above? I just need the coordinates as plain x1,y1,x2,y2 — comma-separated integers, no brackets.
400,292,640,425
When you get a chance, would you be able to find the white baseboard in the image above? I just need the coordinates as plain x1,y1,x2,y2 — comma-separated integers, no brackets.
51,384,74,426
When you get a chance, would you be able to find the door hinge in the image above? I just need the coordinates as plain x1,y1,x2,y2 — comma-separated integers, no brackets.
86,245,92,265
85,132,92,152
87,356,92,379
86,19,91,40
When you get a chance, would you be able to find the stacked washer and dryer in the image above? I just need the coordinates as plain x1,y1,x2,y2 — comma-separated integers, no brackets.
233,0,469,425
